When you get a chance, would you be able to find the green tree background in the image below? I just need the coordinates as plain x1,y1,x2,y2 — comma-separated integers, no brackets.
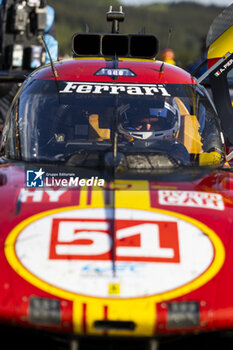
48,0,224,68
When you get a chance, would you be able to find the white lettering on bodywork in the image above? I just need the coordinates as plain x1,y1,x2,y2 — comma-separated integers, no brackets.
59,82,78,93
19,188,67,202
158,190,224,210
60,82,171,96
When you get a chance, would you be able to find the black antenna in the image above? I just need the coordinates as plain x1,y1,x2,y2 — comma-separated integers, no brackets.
41,35,58,79
167,27,172,49
85,24,89,33
40,35,60,104
111,189,117,278
106,6,125,33
112,53,119,81
111,97,119,172
111,100,119,278
160,62,164,73
113,53,119,69
139,26,146,34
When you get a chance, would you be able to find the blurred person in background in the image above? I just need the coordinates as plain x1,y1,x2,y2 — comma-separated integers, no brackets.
161,48,176,65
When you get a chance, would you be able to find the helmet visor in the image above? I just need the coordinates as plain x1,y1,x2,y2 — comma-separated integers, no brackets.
122,102,178,132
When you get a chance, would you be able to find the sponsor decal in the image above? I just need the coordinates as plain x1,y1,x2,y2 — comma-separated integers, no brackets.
49,218,180,262
214,59,233,77
5,208,225,300
81,263,144,276
59,82,171,96
158,190,224,210
18,188,70,203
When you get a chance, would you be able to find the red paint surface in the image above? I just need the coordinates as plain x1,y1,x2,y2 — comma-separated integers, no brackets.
0,55,232,337
33,58,196,85
1,164,233,335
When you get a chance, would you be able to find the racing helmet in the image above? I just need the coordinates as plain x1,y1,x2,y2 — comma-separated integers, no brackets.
118,99,180,142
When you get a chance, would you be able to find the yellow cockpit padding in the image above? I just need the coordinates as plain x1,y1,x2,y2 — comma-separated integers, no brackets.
183,115,203,154
199,151,222,166
174,97,203,154
89,114,110,140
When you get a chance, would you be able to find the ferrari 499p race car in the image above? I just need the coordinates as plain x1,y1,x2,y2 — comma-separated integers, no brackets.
2,4,233,350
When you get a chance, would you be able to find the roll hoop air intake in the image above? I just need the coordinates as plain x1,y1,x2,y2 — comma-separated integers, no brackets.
72,6,159,59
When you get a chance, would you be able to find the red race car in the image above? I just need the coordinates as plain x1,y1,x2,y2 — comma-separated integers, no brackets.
1,4,233,350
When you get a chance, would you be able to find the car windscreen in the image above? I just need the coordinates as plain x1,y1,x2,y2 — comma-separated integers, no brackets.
2,79,224,169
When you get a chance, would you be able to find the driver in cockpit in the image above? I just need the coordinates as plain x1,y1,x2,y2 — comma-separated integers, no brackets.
117,98,224,166
118,100,180,143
